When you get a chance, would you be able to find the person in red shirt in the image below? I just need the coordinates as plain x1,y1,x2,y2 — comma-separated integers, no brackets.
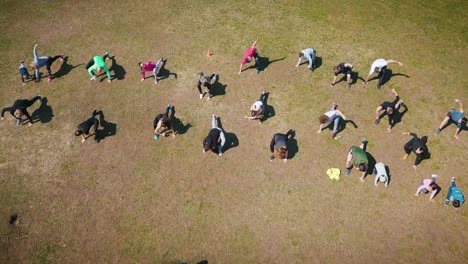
139,58,164,84
239,37,260,74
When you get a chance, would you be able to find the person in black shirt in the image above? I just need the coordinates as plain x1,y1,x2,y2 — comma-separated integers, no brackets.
270,129,293,162
402,132,429,169
203,114,225,156
331,63,354,88
153,104,175,140
75,109,99,143
1,96,42,126
374,88,406,132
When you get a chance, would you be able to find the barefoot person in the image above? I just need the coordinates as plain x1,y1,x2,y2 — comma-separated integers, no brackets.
139,57,164,84
296,48,316,72
194,72,219,100
1,96,42,127
75,109,99,143
435,99,466,139
203,114,225,156
19,61,33,84
330,62,354,88
374,88,406,132
86,52,112,83
31,44,63,82
270,129,293,162
317,104,347,139
445,177,464,208
345,138,369,182
239,38,260,74
245,91,268,123
415,175,440,201
364,58,403,89
153,104,176,140
402,132,429,169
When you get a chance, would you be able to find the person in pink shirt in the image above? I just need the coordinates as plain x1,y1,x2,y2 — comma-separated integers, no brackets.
139,58,164,84
415,175,440,201
239,38,260,74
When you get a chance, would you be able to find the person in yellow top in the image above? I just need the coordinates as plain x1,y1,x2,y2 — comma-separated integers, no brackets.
86,52,112,83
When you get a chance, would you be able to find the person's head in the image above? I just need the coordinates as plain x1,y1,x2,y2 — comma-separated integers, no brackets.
429,182,438,190
386,107,394,115
319,114,329,124
379,174,387,183
274,146,288,159
452,199,461,208
245,56,252,63
74,129,83,136
421,136,428,144
358,163,368,172
374,67,381,73
96,67,102,73
138,62,143,69
299,52,304,59
13,109,23,118
333,65,339,73
203,140,210,152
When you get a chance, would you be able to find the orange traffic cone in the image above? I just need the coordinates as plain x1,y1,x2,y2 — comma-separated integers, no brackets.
207,50,212,57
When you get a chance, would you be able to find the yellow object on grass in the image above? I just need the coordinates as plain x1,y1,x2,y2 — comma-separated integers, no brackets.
327,168,341,181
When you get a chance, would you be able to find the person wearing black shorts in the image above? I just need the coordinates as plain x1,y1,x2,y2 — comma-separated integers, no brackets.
1,96,42,126
374,88,406,132
331,63,353,88
402,132,429,169
75,109,99,143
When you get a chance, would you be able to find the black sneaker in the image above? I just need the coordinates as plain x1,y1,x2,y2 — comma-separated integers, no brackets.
374,119,380,125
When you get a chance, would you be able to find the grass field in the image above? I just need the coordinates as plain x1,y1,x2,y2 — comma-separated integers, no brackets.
1,0,467,263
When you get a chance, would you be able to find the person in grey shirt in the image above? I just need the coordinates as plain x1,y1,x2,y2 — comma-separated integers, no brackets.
296,48,316,71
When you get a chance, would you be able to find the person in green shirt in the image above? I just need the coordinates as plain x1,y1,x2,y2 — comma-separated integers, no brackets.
345,138,369,181
86,52,112,83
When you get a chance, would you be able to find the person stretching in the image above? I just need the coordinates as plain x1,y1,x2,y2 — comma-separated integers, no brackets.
194,72,219,100
245,91,268,124
139,58,164,84
270,129,293,162
415,175,439,201
445,177,464,208
331,62,353,88
19,61,33,84
364,58,403,89
203,114,225,156
239,37,260,74
153,104,176,140
1,96,42,126
345,138,369,182
374,88,406,132
317,104,347,139
31,44,63,82
402,132,429,169
86,52,112,83
435,99,466,140
373,162,389,187
75,109,99,143
296,48,316,72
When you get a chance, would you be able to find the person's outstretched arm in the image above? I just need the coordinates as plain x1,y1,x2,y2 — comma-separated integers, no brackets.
1,107,13,119
364,72,372,83
415,185,425,196
33,44,39,61
386,60,403,67
429,188,438,201
251,37,258,48
317,123,324,133
239,63,244,74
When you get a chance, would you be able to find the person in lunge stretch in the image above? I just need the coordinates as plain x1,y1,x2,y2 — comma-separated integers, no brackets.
194,72,219,100
86,52,112,83
245,91,268,124
445,177,464,208
374,88,406,132
345,138,369,182
139,58,164,84
435,99,466,140
31,44,63,82
317,104,347,139
270,129,294,162
239,37,261,74
1,96,42,127
75,109,99,143
296,48,316,72
415,175,440,201
402,132,429,169
153,104,176,140
330,62,354,88
203,114,226,156
364,58,403,89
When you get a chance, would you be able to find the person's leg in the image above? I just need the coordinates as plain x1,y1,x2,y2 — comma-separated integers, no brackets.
253,51,260,69
103,53,109,61
403,139,414,159
377,66,387,88
437,115,450,130
331,116,340,138
85,58,95,70
445,179,456,205
345,149,353,176
212,114,218,129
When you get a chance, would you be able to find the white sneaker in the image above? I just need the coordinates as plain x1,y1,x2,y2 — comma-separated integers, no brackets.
199,94,203,99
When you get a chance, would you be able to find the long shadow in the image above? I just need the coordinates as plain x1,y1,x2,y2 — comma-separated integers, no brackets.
31,97,53,124
385,165,392,186
158,59,178,81
53,56,83,79
211,78,227,98
334,71,363,85
170,106,191,135
335,119,358,134
217,118,239,152
391,104,409,128
368,69,410,86
95,111,117,142
287,130,298,159
245,56,286,73
261,92,275,122
365,152,377,176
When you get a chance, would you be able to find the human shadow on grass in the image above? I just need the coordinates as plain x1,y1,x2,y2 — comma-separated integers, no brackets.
390,104,409,129
210,79,227,98
217,117,239,152
298,56,322,71
30,97,53,124
335,119,358,134
157,59,178,82
286,129,299,160
53,56,83,79
261,92,275,122
95,111,117,142
333,71,365,86
368,69,410,86
244,56,286,73
98,56,125,82
169,106,192,135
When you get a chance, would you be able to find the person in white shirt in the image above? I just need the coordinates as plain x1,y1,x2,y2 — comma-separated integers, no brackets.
317,104,347,139
364,58,402,89
245,91,268,124
373,162,389,187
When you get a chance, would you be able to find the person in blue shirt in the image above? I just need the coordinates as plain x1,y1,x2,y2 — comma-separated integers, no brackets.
435,99,467,139
445,177,464,208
